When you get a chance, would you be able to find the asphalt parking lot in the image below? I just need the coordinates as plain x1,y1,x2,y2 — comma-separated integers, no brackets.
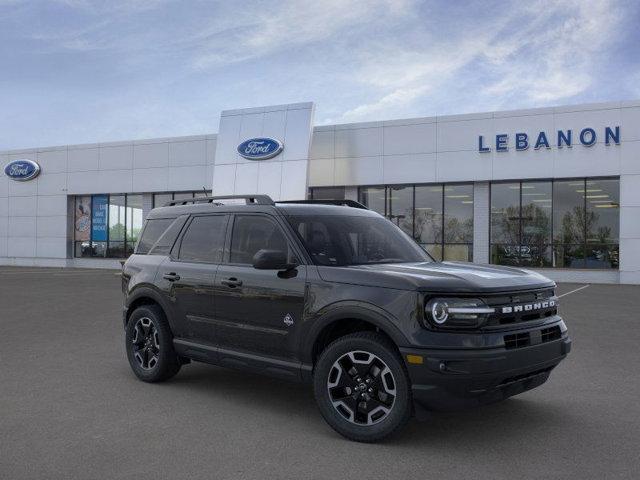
1,267,639,479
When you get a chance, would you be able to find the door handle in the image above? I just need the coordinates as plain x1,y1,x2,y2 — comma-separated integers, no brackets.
221,277,243,288
163,272,181,281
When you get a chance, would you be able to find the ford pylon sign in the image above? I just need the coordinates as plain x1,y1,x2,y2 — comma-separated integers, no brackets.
4,159,41,181
237,138,283,160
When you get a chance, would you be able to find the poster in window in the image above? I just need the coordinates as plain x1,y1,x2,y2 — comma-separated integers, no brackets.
74,196,91,241
91,195,108,242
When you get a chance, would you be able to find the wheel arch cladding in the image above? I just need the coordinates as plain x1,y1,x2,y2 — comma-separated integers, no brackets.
125,292,167,326
309,308,408,365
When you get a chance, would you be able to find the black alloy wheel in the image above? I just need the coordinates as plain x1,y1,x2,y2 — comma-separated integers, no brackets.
125,305,181,382
131,317,160,370
327,350,396,425
314,332,412,442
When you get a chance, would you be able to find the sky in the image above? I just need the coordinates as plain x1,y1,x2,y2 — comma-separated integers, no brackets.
1,0,639,150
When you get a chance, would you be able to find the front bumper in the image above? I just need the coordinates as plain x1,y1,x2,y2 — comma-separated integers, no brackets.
400,332,571,411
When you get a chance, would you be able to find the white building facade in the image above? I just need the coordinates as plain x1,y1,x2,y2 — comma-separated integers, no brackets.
1,100,639,284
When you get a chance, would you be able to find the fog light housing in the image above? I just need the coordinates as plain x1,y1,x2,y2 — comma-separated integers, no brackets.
425,298,494,329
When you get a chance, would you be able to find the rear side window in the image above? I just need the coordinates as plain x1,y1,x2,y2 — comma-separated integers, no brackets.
149,215,188,255
229,215,289,264
178,215,227,263
136,218,174,254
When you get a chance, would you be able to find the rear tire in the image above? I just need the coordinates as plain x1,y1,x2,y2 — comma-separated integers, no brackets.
313,332,412,442
125,305,181,383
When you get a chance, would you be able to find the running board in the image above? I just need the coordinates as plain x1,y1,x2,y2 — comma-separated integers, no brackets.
173,338,308,383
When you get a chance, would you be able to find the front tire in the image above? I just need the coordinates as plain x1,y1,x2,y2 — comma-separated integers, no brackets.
313,332,412,442
125,305,181,383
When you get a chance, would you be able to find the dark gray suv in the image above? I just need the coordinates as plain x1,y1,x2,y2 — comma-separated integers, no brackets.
121,195,571,442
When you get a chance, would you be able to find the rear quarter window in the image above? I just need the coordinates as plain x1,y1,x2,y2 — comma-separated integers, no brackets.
149,215,189,255
136,218,174,254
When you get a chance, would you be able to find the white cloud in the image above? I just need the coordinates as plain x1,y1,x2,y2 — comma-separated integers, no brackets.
334,0,625,122
191,0,414,69
482,0,621,105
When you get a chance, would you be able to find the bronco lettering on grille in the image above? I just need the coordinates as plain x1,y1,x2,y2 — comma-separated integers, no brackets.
501,299,555,314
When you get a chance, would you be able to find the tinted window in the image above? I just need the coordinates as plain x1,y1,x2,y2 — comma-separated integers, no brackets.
178,215,227,263
136,218,174,254
288,215,430,266
230,216,289,264
148,216,188,255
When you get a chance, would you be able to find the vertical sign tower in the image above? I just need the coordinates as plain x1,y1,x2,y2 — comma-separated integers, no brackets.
212,102,315,201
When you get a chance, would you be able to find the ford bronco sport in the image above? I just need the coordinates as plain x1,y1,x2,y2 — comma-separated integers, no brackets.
121,195,571,442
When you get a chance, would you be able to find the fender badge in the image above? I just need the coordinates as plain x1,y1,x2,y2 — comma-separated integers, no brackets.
283,313,294,327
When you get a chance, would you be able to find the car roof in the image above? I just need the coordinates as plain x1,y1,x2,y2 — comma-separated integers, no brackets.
274,202,379,217
146,201,380,220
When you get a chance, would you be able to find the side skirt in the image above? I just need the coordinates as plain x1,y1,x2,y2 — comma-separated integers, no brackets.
173,338,312,383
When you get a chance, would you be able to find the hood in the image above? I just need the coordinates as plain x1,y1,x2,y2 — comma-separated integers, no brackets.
317,261,555,293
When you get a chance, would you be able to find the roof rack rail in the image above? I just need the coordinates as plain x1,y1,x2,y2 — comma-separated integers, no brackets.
164,194,275,207
276,199,368,209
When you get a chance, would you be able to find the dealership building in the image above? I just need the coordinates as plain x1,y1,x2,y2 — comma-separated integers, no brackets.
1,100,639,284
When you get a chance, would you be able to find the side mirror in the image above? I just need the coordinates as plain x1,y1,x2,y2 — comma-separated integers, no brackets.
252,249,298,271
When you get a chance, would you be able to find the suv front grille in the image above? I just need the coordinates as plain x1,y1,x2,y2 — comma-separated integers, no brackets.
483,289,558,328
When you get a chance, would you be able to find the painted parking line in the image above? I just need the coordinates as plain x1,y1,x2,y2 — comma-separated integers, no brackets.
558,284,590,298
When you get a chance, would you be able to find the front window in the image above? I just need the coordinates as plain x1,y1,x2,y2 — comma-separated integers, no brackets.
287,215,431,266
230,215,291,265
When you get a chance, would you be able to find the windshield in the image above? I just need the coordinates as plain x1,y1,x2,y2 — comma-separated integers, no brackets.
287,215,432,266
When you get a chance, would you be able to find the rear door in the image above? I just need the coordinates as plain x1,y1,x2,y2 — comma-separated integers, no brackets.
157,214,229,343
213,213,307,360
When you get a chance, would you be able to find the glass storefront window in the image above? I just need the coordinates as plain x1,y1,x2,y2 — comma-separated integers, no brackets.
585,178,619,269
520,181,552,267
309,187,346,200
444,184,474,262
108,195,125,258
553,180,585,245
360,183,473,262
126,194,143,255
153,191,212,207
490,182,520,266
415,185,443,260
173,192,194,201
74,196,92,257
73,193,148,259
387,186,413,237
492,178,619,269
359,187,386,216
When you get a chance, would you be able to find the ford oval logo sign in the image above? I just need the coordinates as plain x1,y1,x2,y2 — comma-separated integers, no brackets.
4,159,41,181
237,137,283,160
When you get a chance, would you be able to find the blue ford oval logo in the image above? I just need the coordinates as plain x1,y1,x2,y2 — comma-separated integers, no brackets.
4,159,41,181
237,137,283,160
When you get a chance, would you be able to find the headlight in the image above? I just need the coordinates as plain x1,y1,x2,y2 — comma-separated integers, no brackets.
425,298,495,328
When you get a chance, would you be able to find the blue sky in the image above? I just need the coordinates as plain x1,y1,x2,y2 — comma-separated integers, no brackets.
1,0,639,150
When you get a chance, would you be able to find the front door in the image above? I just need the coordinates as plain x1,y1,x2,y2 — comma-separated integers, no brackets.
213,214,307,360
